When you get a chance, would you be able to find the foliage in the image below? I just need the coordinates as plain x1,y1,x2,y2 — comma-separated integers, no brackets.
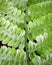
0,0,52,65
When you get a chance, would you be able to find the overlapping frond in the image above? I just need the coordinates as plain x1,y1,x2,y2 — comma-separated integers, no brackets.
30,53,52,65
0,16,25,48
27,13,52,57
27,13,52,40
27,1,52,21
0,46,26,65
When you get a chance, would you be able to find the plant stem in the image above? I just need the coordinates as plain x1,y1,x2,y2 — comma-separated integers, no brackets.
24,10,30,65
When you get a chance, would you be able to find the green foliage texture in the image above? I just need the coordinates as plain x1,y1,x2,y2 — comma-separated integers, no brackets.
0,0,52,65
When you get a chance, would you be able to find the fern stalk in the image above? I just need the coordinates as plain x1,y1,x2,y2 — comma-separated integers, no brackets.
24,10,30,65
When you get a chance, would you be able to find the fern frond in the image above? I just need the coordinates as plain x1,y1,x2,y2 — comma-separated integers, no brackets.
42,53,52,65
0,0,28,11
27,13,52,60
27,1,52,21
0,0,25,28
0,17,25,48
9,0,28,11
35,31,52,59
0,6,25,28
0,46,26,65
28,0,52,5
5,6,25,28
27,13,52,40
30,53,52,65
0,0,9,14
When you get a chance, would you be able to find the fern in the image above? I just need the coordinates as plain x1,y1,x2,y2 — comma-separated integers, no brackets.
0,0,52,65
27,13,52,40
27,1,52,21
0,16,25,48
28,0,52,5
0,46,26,65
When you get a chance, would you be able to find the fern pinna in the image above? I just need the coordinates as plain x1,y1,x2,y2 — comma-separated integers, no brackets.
0,0,52,65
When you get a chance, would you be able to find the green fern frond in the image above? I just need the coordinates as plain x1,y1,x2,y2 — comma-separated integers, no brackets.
0,46,26,65
5,6,25,28
27,13,52,60
30,53,52,65
35,31,52,58
0,0,9,14
27,13,52,40
27,1,52,21
0,16,25,48
10,0,28,11
28,0,52,5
